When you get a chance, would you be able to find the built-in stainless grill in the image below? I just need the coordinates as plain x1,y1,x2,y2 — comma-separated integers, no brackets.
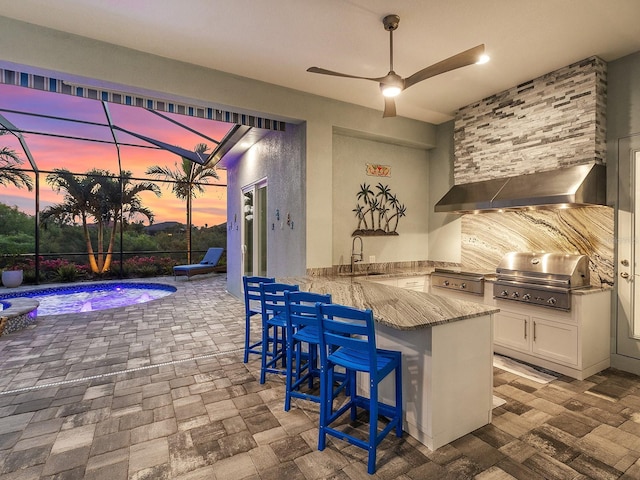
431,268,490,295
493,252,590,310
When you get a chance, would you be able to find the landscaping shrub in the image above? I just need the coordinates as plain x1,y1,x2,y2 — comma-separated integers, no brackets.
55,263,79,282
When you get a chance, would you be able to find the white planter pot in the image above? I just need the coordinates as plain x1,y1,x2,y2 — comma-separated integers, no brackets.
2,270,23,288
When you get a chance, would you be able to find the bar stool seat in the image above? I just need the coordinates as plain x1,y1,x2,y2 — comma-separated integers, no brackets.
316,303,403,475
284,290,341,412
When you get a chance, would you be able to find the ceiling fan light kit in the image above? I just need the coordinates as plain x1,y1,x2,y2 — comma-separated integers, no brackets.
381,85,401,98
307,14,487,118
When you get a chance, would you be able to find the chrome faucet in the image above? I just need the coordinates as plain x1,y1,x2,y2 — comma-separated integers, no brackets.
351,235,363,273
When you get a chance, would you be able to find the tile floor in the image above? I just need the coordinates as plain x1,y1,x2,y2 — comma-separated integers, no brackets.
1,274,640,479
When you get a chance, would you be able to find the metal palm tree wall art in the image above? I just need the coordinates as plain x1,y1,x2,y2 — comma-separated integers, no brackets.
352,183,406,236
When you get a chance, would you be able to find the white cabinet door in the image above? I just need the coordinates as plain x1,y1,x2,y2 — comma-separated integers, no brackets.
494,310,530,351
531,317,578,366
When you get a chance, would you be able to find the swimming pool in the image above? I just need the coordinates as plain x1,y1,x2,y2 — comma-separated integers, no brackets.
0,282,177,316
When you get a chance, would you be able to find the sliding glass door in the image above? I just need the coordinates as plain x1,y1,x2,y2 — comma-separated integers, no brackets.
242,180,267,277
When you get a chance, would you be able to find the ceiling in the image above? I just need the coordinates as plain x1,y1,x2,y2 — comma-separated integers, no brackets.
1,0,639,124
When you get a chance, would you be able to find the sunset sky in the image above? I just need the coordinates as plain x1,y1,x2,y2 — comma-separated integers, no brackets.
0,84,231,226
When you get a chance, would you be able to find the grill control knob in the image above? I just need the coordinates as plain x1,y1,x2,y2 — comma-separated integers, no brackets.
547,297,557,305
511,292,519,298
523,293,531,301
500,290,509,297
443,280,449,286
461,283,466,289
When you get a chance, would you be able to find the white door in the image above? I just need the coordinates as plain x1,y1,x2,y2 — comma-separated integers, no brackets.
617,137,640,358
242,180,267,277
493,310,530,352
531,317,578,366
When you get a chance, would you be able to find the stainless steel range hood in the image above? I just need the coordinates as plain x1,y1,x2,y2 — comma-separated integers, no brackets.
435,163,606,213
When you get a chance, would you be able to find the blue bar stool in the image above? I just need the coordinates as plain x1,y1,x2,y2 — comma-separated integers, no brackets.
316,303,403,475
242,276,275,363
283,290,333,411
259,282,299,384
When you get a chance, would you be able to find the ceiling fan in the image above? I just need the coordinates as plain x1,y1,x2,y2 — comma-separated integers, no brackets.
307,14,487,118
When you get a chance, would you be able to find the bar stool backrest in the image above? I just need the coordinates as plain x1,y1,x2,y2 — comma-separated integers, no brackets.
260,282,300,321
285,291,332,332
243,276,275,315
317,303,377,371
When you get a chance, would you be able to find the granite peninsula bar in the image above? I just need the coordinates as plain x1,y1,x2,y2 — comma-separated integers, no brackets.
281,276,499,450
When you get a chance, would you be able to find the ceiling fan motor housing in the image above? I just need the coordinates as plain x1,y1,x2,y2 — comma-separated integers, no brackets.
383,14,400,31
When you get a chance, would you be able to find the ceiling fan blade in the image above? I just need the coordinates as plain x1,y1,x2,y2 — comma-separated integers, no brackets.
383,97,397,118
404,44,485,89
307,66,384,82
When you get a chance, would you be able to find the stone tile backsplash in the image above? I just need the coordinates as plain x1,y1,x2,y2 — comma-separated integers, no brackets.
454,56,606,184
461,206,614,287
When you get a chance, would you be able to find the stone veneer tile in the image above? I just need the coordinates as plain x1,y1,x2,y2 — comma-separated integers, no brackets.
455,56,606,184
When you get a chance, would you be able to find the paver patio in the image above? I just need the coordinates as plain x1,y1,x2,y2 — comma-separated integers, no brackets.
1,274,640,479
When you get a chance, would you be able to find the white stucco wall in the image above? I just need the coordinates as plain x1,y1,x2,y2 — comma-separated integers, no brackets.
225,125,306,297
428,121,462,263
332,133,429,266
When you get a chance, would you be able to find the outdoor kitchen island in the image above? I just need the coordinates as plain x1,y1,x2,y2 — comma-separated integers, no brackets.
282,275,499,451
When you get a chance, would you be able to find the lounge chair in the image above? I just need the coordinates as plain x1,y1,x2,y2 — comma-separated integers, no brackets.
173,248,224,280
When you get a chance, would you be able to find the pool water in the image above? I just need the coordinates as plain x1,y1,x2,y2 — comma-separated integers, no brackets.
0,283,176,316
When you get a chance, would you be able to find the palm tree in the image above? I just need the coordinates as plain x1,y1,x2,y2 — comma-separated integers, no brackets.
356,183,376,230
0,131,33,191
384,193,399,232
389,203,407,233
93,171,160,272
42,170,98,270
352,203,367,230
146,143,218,263
377,204,390,231
375,183,392,230
42,169,159,273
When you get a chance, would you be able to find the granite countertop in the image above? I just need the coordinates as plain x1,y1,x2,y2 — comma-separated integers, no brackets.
280,276,499,331
335,267,434,279
567,286,612,295
344,269,611,296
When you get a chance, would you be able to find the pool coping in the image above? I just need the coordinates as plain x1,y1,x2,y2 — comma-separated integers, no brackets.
0,281,177,299
0,298,39,336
